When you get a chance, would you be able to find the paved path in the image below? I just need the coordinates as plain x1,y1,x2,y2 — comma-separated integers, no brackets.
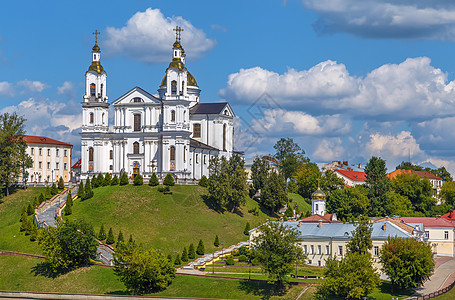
413,257,455,297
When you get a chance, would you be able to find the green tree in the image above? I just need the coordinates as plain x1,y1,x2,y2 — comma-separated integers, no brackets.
188,243,196,259
327,186,369,220
252,221,305,286
104,173,112,186
214,235,220,247
434,166,452,182
27,202,34,216
391,173,434,214
261,171,288,213
64,190,73,216
273,138,308,181
111,174,119,186
96,173,105,188
320,170,345,196
0,113,32,195
365,156,391,217
294,162,321,199
84,178,94,200
113,242,175,295
174,253,181,265
250,156,271,192
38,193,45,205
106,227,115,244
58,176,65,190
163,174,175,186
117,230,124,245
380,237,434,289
198,175,208,187
133,174,143,186
148,173,159,186
98,224,106,241
51,183,58,195
33,195,40,207
181,247,188,262
120,172,129,186
387,190,415,217
244,222,251,236
44,186,52,199
77,181,85,199
440,181,455,207
128,234,134,245
196,239,205,255
20,214,32,232
346,216,373,255
29,221,39,242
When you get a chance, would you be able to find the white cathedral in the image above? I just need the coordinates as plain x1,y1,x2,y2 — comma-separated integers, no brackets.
80,28,239,181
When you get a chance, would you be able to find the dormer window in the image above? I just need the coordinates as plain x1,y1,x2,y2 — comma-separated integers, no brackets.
224,110,228,115
132,97,142,103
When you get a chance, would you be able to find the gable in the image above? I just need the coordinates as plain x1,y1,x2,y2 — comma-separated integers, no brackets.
190,102,235,117
112,86,161,106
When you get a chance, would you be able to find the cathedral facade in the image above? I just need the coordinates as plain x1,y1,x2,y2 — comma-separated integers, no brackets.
80,28,237,181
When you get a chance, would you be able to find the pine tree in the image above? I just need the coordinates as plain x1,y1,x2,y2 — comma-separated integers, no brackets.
174,254,181,265
163,174,175,186
33,196,40,207
133,174,143,186
198,175,208,187
106,227,115,244
188,243,196,259
38,193,45,205
196,239,205,255
29,221,39,241
128,234,134,244
96,173,105,188
84,178,94,200
181,247,188,262
214,235,220,247
244,222,251,235
44,186,51,199
58,176,65,190
167,254,173,262
98,224,106,240
111,175,119,186
77,181,85,199
27,202,34,216
104,173,111,186
51,183,58,195
20,208,27,223
149,173,159,186
63,201,72,215
120,172,129,186
117,230,124,245
21,217,32,233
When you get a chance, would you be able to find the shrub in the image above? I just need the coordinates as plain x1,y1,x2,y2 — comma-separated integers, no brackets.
29,222,39,242
157,185,170,193
133,174,143,186
96,173,105,188
51,183,58,195
128,234,134,245
106,227,115,244
27,203,34,216
249,186,256,198
98,224,106,240
248,207,259,216
83,178,94,200
163,174,175,186
174,254,181,266
198,175,208,187
196,239,205,255
33,196,40,208
58,176,65,190
63,202,72,216
44,186,51,199
214,235,220,247
149,173,159,186
120,172,129,186
188,243,196,259
181,247,188,262
252,257,260,266
225,257,235,265
117,230,124,245
77,181,85,199
231,250,239,256
167,254,172,262
244,222,251,235
238,255,248,262
38,193,45,205
20,208,27,223
111,175,119,186
238,246,248,256
104,173,112,186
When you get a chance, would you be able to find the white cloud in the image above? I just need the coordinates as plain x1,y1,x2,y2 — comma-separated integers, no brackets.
17,80,48,93
104,8,216,63
302,0,455,40
0,81,14,97
57,81,74,96
313,138,345,161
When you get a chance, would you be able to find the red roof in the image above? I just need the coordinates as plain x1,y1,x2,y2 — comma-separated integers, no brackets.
300,214,342,223
401,217,455,228
442,210,455,222
335,169,367,182
72,158,81,169
23,135,72,147
412,170,442,180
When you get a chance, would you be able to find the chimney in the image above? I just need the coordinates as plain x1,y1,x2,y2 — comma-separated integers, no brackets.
382,223,387,231
343,161,348,166
358,164,361,168
318,220,323,228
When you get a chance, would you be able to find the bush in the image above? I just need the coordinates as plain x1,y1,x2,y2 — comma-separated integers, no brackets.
111,175,119,186
198,175,208,187
96,173,105,188
174,254,181,266
252,257,260,266
133,174,143,186
33,196,40,207
120,172,129,186
196,239,205,255
38,193,45,205
181,247,188,262
98,224,106,241
117,230,124,245
188,243,196,259
214,235,220,247
249,187,256,198
83,178,94,200
58,176,65,190
64,191,73,216
244,222,251,235
77,181,85,199
231,250,239,256
157,185,170,193
225,256,235,265
51,183,58,195
104,173,111,186
149,173,159,186
106,227,115,244
238,255,248,262
27,203,34,216
238,246,248,256
163,174,175,186
248,207,259,216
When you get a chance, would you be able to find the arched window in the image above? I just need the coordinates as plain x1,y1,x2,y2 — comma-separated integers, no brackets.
223,124,227,151
316,204,319,211
170,146,175,161
204,155,206,164
196,154,199,164
134,114,141,132
224,110,228,116
181,81,184,95
100,84,104,98
102,113,105,124
193,124,201,138
89,113,94,124
171,110,175,122
89,148,94,162
90,83,96,97
132,97,142,103
133,142,139,154
109,150,113,159
171,80,177,95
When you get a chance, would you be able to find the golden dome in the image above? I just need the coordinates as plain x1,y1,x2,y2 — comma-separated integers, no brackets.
168,57,185,72
160,74,167,87
87,61,105,75
173,41,182,49
312,188,326,200
160,71,198,87
92,43,100,52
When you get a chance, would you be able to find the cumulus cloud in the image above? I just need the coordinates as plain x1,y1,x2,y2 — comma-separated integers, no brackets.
0,81,14,97
104,8,216,63
313,138,345,161
17,80,48,93
302,0,455,40
57,81,74,95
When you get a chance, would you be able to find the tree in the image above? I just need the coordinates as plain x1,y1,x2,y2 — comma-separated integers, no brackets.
0,113,32,195
273,138,308,181
96,173,105,188
243,223,250,236
84,178,94,200
20,206,27,222
261,171,288,213
117,230,124,245
380,237,434,289
326,186,369,220
104,173,112,186
174,254,181,265
181,247,188,262
57,176,65,190
208,155,248,213
148,173,159,186
387,190,415,217
133,174,143,186
64,190,73,216
250,156,271,192
252,221,305,285
294,162,321,199
320,170,344,196
33,195,40,207
51,183,59,195
20,215,32,233
346,216,373,255
120,172,129,186
214,235,220,247
188,243,196,259
196,239,205,255
77,181,85,199
163,174,175,186
27,202,34,215
111,174,119,186
365,157,391,217
434,166,452,182
106,227,115,244
113,242,175,295
38,219,98,272
198,175,208,187
391,173,434,214
98,224,106,241
440,181,455,207
38,193,45,205
128,234,134,245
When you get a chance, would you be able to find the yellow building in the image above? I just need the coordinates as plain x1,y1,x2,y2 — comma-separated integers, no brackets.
23,135,73,185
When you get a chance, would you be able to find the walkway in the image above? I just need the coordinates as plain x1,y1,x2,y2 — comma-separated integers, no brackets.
413,257,455,297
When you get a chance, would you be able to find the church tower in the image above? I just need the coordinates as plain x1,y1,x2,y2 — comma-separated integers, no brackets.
82,30,109,133
311,183,326,216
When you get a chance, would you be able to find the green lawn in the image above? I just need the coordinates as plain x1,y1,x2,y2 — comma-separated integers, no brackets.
288,193,311,213
67,184,271,255
0,187,44,254
206,265,325,277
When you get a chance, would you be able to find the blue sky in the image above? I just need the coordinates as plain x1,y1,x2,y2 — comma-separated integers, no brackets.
2,0,455,173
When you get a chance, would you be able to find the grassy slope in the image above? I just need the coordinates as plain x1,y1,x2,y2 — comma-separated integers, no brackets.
68,185,271,255
288,193,312,213
0,187,44,254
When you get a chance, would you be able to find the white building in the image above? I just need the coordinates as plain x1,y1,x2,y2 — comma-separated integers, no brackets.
80,28,239,181
334,169,366,187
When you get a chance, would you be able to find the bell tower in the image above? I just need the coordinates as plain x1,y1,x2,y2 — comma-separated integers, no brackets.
311,181,326,216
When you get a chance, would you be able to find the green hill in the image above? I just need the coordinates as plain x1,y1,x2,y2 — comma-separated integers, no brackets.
68,184,271,254
288,192,312,214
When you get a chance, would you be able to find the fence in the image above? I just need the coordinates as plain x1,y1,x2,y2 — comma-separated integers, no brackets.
412,279,455,300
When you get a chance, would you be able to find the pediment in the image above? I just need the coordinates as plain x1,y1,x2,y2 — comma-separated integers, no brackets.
112,86,161,106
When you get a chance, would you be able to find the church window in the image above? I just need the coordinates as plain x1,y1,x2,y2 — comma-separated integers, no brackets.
39,162,42,169
133,97,142,103
100,84,104,98
89,113,94,124
133,142,140,154
171,80,177,95
102,113,105,124
56,162,59,169
110,165,113,170
170,146,175,161
110,150,113,159
204,155,206,164
90,83,96,97
64,149,67,157
316,204,319,211
180,81,184,95
31,148,34,155
47,149,51,156
56,149,59,156
223,124,227,151
134,114,141,132
224,110,228,116
196,154,199,164
171,110,175,122
39,148,42,156
64,163,67,170
89,147,94,162
47,162,50,169
193,124,201,138
184,146,186,162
